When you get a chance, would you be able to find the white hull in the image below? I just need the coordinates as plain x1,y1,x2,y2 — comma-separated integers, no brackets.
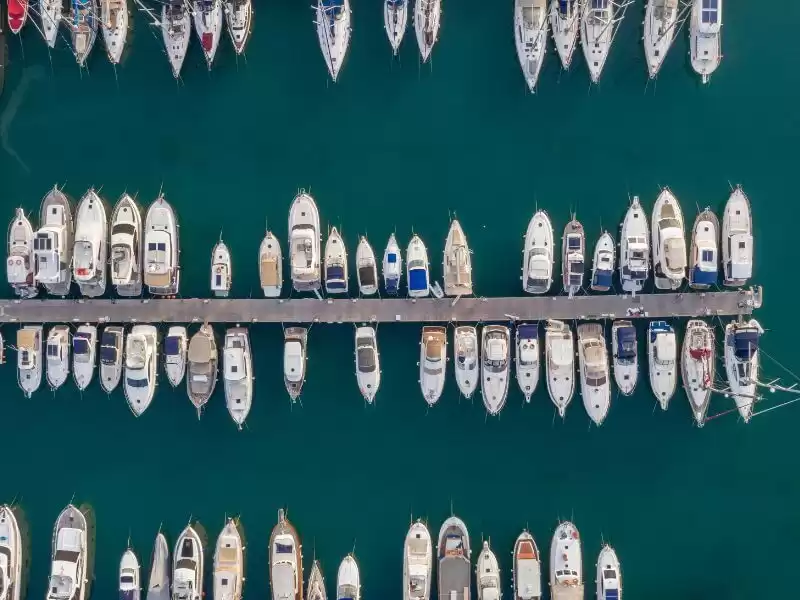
110,194,143,296
515,0,549,92
550,522,583,597
187,324,218,414
545,320,575,417
17,326,43,396
404,521,432,600
414,0,441,63
144,195,180,296
619,196,649,293
40,0,62,47
194,0,224,67
324,227,348,295
611,321,637,396
688,209,719,290
101,0,129,64
337,555,360,600
513,531,541,600
71,0,98,67
7,208,37,299
407,235,430,298
35,187,74,297
165,326,188,388
453,325,478,399
224,328,253,428
119,549,141,600
481,325,511,415
100,326,124,393
516,324,539,402
590,231,615,292
722,186,752,287
682,319,714,426
0,506,22,600
550,0,579,69
214,519,244,600
289,192,321,293
443,220,472,297
46,325,71,390
223,0,252,54
316,0,352,81
724,320,760,423
420,326,447,405
384,0,408,55
581,0,615,83
72,325,97,391
522,210,554,294
383,234,402,294
356,237,379,296
595,545,622,600
578,323,610,425
162,4,191,78
476,542,500,600
284,327,307,401
259,231,283,298
651,188,686,290
643,0,680,78
211,240,232,298
690,0,722,83
49,505,88,600
73,190,108,298
648,322,677,410
124,325,158,416
173,525,204,600
355,326,380,403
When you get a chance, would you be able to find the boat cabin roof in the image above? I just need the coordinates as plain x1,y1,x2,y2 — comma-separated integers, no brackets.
224,349,246,381
165,335,182,356
733,329,759,360
188,335,213,363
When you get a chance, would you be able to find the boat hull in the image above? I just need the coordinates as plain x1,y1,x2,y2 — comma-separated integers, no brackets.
193,0,224,67
384,0,408,55
161,5,191,78
40,0,61,47
316,0,352,81
682,319,714,426
101,0,129,64
453,326,478,399
544,321,575,417
223,0,252,54
549,0,579,69
111,194,143,297
414,0,441,63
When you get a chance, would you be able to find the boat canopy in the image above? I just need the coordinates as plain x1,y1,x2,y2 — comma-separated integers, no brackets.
733,329,759,361
73,334,91,355
649,321,672,342
616,327,636,359
358,265,376,286
387,252,398,264
605,590,620,600
188,334,213,364
165,335,181,356
691,265,717,286
567,234,582,250
326,266,346,286
592,270,613,289
518,324,538,340
409,268,427,291
100,345,118,365
385,277,399,293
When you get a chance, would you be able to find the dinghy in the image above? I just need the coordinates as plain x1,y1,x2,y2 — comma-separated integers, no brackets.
173,524,204,600
515,0,549,92
476,541,500,600
407,235,430,298
124,325,158,417
72,324,97,391
356,237,379,296
611,320,637,395
307,562,326,600
724,319,761,423
577,323,610,425
144,194,180,296
47,505,88,600
101,0,128,64
34,186,73,296
316,0,352,82
550,0,580,69
690,0,722,83
651,188,686,290
643,0,682,78
437,517,470,600
722,186,753,287
224,327,253,428
269,509,303,600
443,220,473,296
40,0,62,47
522,210,554,294
288,191,321,293
110,194,143,297
162,1,191,78
549,522,583,600
214,519,244,600
414,0,441,63
193,0,224,68
581,0,626,84
284,327,308,401
210,239,232,298
688,208,719,289
73,189,108,297
595,545,622,600
453,325,478,398
404,521,432,600
355,326,380,403
223,0,252,54
384,0,408,55
545,320,575,418
17,326,43,397
8,0,28,34
481,325,511,416
648,321,677,410
618,196,650,294
419,326,447,405
562,219,585,297
516,323,540,402
46,325,71,390
70,0,99,67
513,531,541,600
187,324,218,417
682,319,715,426
590,231,615,292
146,532,170,600
119,548,140,600
337,555,360,600
383,234,402,294
164,326,188,387
7,208,37,299
100,325,124,393
259,231,283,298
0,505,23,600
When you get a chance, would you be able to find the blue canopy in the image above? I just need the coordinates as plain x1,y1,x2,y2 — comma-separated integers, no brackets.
605,591,619,600
648,321,672,342
100,346,118,364
385,277,399,294
101,331,118,347
387,252,398,264
691,266,717,286
164,335,181,356
120,590,136,600
593,270,613,289
517,324,538,339
326,266,345,283
567,236,581,250
616,326,636,359
734,330,759,360
409,268,427,292
73,336,90,355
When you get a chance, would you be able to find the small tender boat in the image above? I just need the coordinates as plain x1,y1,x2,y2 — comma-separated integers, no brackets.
562,219,585,297
144,194,180,296
404,521,432,600
307,561,326,600
595,545,621,600
522,209,554,295
481,325,511,416
722,186,752,287
269,509,303,600
73,189,108,298
581,0,623,83
651,188,686,290
476,541,500,600
101,0,128,64
46,325,71,390
414,0,441,63
591,232,615,292
187,324,218,417
515,0,549,92
7,208,37,299
618,196,650,294
259,231,283,298
690,0,722,83
124,325,158,417
383,234,402,295
724,319,761,423
516,323,539,403
284,327,308,401
513,531,541,600
173,524,204,600
70,0,99,67
549,0,580,69
147,532,170,600
443,219,473,297
550,522,583,600
384,0,408,55
119,547,141,600
355,326,380,403
223,0,252,54
648,321,677,410
17,325,43,397
419,325,447,405
453,325,478,399
0,505,23,600
545,320,575,418
224,327,253,429
34,186,73,296
164,326,188,388
40,0,62,47
682,319,715,426
611,320,637,396
578,323,610,426
47,505,88,600
407,235,430,298
316,0,352,82
193,0,223,68
689,208,719,290
210,239,232,298
100,325,124,393
214,519,244,600
643,0,682,79
110,194,143,297
288,191,321,293
437,517,471,600
8,0,28,34
72,324,97,391
162,0,191,78
337,555,360,600
356,237,379,296
324,227,348,295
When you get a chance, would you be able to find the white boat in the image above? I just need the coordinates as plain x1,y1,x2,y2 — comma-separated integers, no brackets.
284,327,308,401
682,319,715,426
476,541,500,600
101,0,128,64
110,194,143,297
562,219,585,297
513,531,541,600
443,220,472,297
595,545,621,600
722,186,752,287
643,0,682,79
581,0,624,84
545,320,575,418
324,227,348,295
307,561,326,600
522,210,554,295
147,532,170,600
46,325,71,390
162,1,191,78
550,522,583,600
618,196,650,294
193,0,223,68
337,555,360,600
17,325,43,397
269,509,302,600
172,524,204,600
0,505,22,600
404,521,432,600
224,327,253,428
40,0,62,47
724,319,761,423
515,0,549,92
481,324,511,416
550,0,579,69
414,0,441,63
7,208,37,299
187,324,218,417
384,0,408,55
144,194,180,296
355,326,380,403
453,325,479,399
316,0,351,82
34,187,73,296
213,519,243,600
590,232,615,292
690,0,722,83
610,320,637,396
73,189,108,298
124,325,158,416
210,239,232,298
577,323,610,426
437,517,471,600
648,321,677,410
419,325,447,405
259,231,283,298
356,237,379,296
223,0,252,54
70,0,98,67
383,234,402,294
47,505,88,600
164,326,188,387
72,324,97,391
288,191,321,293
119,548,140,600
516,323,539,403
407,235,430,298
651,188,686,290
99,325,124,393
688,208,719,290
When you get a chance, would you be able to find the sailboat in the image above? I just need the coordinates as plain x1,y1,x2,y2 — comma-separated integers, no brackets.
213,519,244,600
223,327,253,428
384,0,408,55
210,239,232,298
144,194,180,296
414,0,441,63
481,325,511,416
355,237,379,296
522,210,554,294
516,323,540,402
549,522,583,600
146,532,170,600
193,0,224,68
162,1,191,78
17,326,43,397
337,555,360,600
443,219,472,296
682,319,715,426
259,231,283,298
383,234,402,294
307,562,326,600
590,231,615,292
453,325,478,398
72,324,97,391
407,235,430,298
618,196,650,294
595,545,622,600
324,227,348,295
355,326,380,403
99,325,124,393
690,0,722,83
70,0,98,67
46,325,71,390
315,0,351,82
34,186,73,296
404,521,432,600
611,320,637,396
7,208,37,299
0,505,23,600
581,0,628,84
651,188,686,290
722,186,753,287
648,321,677,410
577,323,610,426
101,0,128,64
643,0,682,78
47,505,88,600
164,326,188,387
119,547,140,600
172,524,204,600
124,325,158,417
514,0,549,92
223,0,252,54
419,326,447,405
288,191,321,293
187,324,218,417
8,0,28,34
724,319,761,423
549,0,579,69
73,189,108,297
562,218,585,297
688,208,719,289
437,517,470,600
513,531,541,600
284,327,308,401
545,320,575,417
110,194,143,297
476,541,500,600
269,510,303,600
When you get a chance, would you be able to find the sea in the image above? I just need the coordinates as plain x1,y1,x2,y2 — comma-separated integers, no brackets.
1,1,799,598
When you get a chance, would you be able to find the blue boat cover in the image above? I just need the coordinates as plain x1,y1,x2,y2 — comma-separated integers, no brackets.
648,321,672,342
517,324,537,339
73,335,90,354
605,591,619,600
126,377,149,389
100,345,118,363
387,252,398,264
734,330,759,360
593,270,613,289
120,590,136,600
616,327,636,359
385,277,399,294
164,335,181,356
326,266,345,282
101,331,117,347
388,0,405,5
691,266,717,286
567,236,581,250
409,268,427,292
701,0,718,23
559,0,569,12
275,542,294,554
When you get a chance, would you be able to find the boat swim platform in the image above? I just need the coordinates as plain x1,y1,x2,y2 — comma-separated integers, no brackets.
0,288,762,324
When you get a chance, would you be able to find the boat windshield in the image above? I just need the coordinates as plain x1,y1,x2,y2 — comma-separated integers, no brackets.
73,335,91,359
357,345,376,372
616,327,636,361
127,377,150,388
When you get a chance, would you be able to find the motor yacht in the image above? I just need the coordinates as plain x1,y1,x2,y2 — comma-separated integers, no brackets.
443,220,472,297
110,194,143,297
356,237,379,296
453,325,478,399
34,186,73,296
682,319,715,426
404,521,432,600
690,0,722,83
144,194,180,296
618,196,650,294
516,323,539,402
476,541,500,600
414,0,441,63
545,320,575,418
595,546,621,600
187,324,217,417
611,320,637,396
407,235,430,298
284,327,308,401
72,324,97,391
210,239,232,298
119,548,140,600
514,0,549,92
147,532,170,600
46,325,71,390
549,522,583,600
383,234,402,294
7,208,37,299
577,323,610,425
522,210,554,294
384,0,408,55
724,319,761,423
437,517,470,600
164,326,188,387
288,191,321,293
47,505,88,600
722,186,752,287
162,0,191,78
316,0,351,82
550,0,579,69
513,531,541,600
269,510,302,600
355,326,380,403
193,0,223,68
73,189,107,297
223,0,252,54
213,519,243,600
99,325,124,393
324,227,348,295
224,327,253,428
172,524,204,600
648,321,677,410
651,188,686,290
562,219,585,297
590,232,615,292
124,325,158,416
17,325,42,397
481,325,511,416
688,208,719,289
419,326,447,405
259,231,283,298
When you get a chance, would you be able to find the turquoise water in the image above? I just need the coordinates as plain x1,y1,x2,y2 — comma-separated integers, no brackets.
1,1,800,598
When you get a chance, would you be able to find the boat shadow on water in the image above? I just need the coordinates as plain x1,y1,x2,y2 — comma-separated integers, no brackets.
78,502,97,600
8,503,32,600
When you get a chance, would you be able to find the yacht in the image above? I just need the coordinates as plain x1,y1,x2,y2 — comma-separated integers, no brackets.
419,326,447,405
550,522,582,600
47,505,88,600
0,505,23,600
643,0,682,78
101,0,128,64
481,325,511,416
145,194,180,296
259,231,283,298
590,232,615,292
611,320,637,396
172,524,204,600
164,326,188,387
284,327,308,401
336,555,360,600
223,0,252,54
124,325,158,416
688,208,719,289
453,325,478,399
46,325,71,390
193,0,223,68
648,321,677,410
324,227,348,295
213,519,243,600
476,541,500,600
581,0,623,83
147,532,170,600
356,237,379,296
384,0,408,55
187,324,218,417
618,196,650,294
119,548,140,600
595,545,621,600
724,319,761,423
34,186,73,296
72,324,97,391
316,0,351,82
514,0,549,92
73,189,107,297
690,0,722,83
8,0,28,33
307,562,326,600
522,210,554,295
513,531,541,600
407,234,430,298
224,327,253,429
288,191,321,293
99,325,124,393
651,188,686,290
269,509,302,600
17,325,42,397
7,208,38,299
437,517,470,600
722,186,753,287
355,326,380,403
682,319,715,427
577,323,610,426
562,219,585,297
162,0,191,78
550,0,579,69
40,0,62,47
404,521,432,600
383,234,402,295
414,0,441,63
70,0,98,67
210,239,232,298
545,320,575,418
110,194,143,297
443,220,472,297
516,323,539,402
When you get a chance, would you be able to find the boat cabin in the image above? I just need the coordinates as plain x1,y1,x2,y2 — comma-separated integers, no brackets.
691,241,717,287
384,251,400,293
615,326,636,365
33,228,65,283
17,330,38,370
100,330,121,366
526,248,551,293
726,232,752,283
583,342,607,386
650,324,676,366
72,332,93,363
408,263,428,295
517,325,538,367
732,327,759,384
284,341,304,383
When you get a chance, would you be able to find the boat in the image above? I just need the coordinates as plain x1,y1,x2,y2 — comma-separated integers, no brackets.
688,208,719,289
7,208,38,299
724,319,761,423
110,194,143,297
269,509,302,600
419,326,447,405
437,517,470,600
0,333,5,365
172,524,204,600
144,194,180,296
193,0,223,68
288,192,321,293
516,323,539,402
611,320,637,396
513,531,541,600
407,235,430,298
101,0,128,64
618,196,650,294
414,0,441,63
0,505,23,600
382,234,402,295
99,325,124,393
124,325,158,416
224,327,253,428
162,1,191,78
722,186,753,287
70,0,98,67
164,326,188,387
355,326,380,403
356,237,379,296
34,186,73,296
476,541,500,600
213,519,243,600
336,555,360,600
146,532,170,600
119,548,140,600
648,321,677,410
651,188,686,290
443,220,472,297
581,0,623,83
481,325,511,416
40,0,62,47
643,0,682,78
259,231,283,298
307,562,326,600
384,0,408,55
324,227,348,295
522,210,554,295
316,0,351,82
46,325,71,390
453,325,478,399
549,0,579,69
72,324,97,391
223,0,252,54
595,545,621,600
690,0,722,83
17,325,42,397
545,320,575,418
73,189,108,298
562,219,585,297
8,0,28,34
514,0,549,92
284,327,308,401
590,232,615,292
187,324,218,417
47,505,88,600
682,319,715,426
577,323,610,425
550,522,582,600
404,521,432,600
210,239,232,298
